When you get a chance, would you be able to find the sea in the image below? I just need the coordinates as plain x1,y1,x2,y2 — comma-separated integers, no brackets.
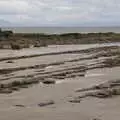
2,27,120,34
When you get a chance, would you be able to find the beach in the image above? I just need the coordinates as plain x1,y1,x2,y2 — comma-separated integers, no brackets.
0,44,120,120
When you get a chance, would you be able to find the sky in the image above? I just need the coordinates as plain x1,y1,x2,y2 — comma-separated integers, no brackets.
0,0,120,26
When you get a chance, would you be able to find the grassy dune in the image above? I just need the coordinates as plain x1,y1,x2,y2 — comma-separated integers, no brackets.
0,31,120,49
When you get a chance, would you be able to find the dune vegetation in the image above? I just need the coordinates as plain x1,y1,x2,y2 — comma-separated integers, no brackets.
0,29,120,49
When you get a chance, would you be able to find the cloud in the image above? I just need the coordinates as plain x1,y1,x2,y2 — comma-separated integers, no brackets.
0,0,120,26
0,19,11,26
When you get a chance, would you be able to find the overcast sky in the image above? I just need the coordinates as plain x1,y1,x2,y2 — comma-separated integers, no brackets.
0,0,120,26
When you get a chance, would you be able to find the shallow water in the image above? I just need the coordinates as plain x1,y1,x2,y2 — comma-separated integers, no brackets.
3,27,120,33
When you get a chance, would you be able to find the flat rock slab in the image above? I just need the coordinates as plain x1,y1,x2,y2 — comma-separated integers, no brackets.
92,118,102,120
38,100,55,107
14,104,26,108
6,60,14,63
0,89,13,94
69,99,81,103
42,80,55,84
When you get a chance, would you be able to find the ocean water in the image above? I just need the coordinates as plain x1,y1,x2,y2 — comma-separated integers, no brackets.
2,27,120,34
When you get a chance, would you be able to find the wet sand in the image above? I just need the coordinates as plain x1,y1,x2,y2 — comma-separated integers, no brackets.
0,68,120,120
0,44,120,120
